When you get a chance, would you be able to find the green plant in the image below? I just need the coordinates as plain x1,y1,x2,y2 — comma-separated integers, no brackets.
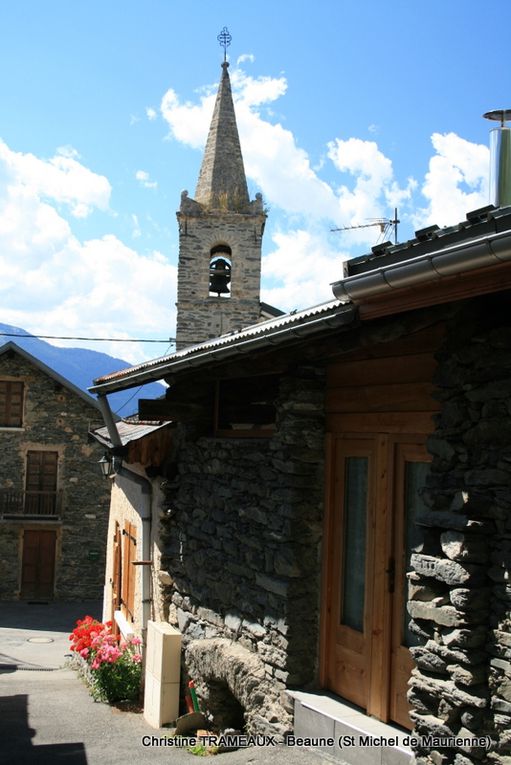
69,617,142,703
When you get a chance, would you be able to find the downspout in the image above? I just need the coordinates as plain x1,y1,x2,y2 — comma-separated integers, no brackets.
97,394,153,644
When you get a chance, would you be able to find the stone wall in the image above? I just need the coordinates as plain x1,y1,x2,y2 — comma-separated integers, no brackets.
175,206,265,348
408,294,511,765
160,367,326,736
0,350,110,600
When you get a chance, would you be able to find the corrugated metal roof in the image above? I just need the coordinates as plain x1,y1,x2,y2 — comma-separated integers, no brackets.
90,205,511,399
90,419,171,448
91,299,349,390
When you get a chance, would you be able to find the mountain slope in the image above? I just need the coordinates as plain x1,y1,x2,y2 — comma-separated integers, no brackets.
0,323,165,418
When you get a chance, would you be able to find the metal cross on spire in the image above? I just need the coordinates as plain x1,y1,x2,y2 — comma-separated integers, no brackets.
217,26,232,62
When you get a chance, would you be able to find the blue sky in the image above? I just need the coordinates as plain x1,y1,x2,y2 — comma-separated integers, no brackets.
0,0,509,363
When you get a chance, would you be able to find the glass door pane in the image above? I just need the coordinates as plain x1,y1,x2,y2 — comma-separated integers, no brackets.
341,456,369,631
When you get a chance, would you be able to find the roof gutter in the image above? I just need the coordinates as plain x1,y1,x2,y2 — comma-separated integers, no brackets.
331,227,511,303
89,304,355,396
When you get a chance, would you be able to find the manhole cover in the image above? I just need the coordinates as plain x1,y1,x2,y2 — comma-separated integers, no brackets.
27,637,54,644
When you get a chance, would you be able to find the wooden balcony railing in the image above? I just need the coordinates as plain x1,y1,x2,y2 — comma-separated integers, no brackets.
0,489,63,518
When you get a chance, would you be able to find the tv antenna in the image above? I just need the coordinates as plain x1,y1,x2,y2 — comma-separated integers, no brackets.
331,208,400,245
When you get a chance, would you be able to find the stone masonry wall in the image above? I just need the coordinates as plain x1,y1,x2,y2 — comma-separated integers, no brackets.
0,351,110,600
408,294,511,765
175,208,265,348
160,367,326,736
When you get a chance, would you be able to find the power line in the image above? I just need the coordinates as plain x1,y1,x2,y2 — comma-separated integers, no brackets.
0,332,175,344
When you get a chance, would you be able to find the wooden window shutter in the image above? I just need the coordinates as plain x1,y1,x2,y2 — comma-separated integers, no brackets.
111,522,122,630
121,521,137,623
0,381,24,427
25,451,58,515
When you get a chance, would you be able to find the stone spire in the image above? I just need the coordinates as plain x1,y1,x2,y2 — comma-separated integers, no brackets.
194,61,250,212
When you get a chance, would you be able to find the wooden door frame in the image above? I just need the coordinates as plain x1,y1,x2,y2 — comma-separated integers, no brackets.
389,440,430,727
320,431,428,724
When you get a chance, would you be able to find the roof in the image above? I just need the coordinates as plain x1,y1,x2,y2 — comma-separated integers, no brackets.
347,204,511,276
194,62,250,212
90,419,171,449
0,341,100,410
90,300,355,395
332,204,511,303
260,301,285,318
90,205,511,399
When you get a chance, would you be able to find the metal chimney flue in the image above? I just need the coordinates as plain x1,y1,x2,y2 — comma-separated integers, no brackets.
484,109,511,208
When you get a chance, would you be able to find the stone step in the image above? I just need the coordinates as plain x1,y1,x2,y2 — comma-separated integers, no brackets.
288,690,413,765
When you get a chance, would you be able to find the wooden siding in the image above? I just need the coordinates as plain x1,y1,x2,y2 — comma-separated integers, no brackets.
326,325,442,434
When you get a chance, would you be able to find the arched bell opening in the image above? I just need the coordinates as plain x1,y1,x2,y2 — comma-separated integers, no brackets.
209,244,232,298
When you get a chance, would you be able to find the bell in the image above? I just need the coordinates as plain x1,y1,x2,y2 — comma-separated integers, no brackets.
209,258,231,296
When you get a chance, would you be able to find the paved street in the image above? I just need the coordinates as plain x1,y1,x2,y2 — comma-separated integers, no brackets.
0,601,334,764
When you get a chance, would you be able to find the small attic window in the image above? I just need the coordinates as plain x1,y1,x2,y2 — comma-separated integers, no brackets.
209,245,232,298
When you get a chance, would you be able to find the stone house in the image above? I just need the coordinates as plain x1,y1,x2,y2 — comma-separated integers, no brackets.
91,201,511,765
0,342,110,601
91,417,174,636
88,49,511,765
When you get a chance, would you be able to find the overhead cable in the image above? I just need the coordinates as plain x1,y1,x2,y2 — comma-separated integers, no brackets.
0,332,175,344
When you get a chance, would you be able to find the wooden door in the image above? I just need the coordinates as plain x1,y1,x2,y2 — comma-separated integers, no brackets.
325,437,377,711
21,529,56,599
324,434,429,728
25,451,58,515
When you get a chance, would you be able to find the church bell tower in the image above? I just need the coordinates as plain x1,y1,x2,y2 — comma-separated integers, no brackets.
175,29,266,349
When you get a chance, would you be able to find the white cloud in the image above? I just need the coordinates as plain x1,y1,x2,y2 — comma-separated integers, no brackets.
56,145,81,159
160,74,495,315
162,63,491,311
0,64,493,368
237,53,255,66
0,140,176,363
0,140,110,219
414,132,489,228
161,88,215,149
262,228,349,311
135,169,157,189
159,65,415,233
146,107,157,121
131,213,141,239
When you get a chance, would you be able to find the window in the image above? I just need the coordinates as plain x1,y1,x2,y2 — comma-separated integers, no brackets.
25,451,59,515
341,456,369,632
0,381,24,427
214,376,278,436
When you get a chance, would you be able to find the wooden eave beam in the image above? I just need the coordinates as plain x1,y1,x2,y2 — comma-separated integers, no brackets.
358,260,511,320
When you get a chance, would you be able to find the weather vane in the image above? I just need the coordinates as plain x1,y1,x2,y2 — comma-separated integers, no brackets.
217,26,232,62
